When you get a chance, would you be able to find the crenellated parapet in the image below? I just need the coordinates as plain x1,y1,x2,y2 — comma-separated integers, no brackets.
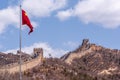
80,39,105,51
0,48,44,73
77,39,103,52
89,44,103,51
33,48,43,62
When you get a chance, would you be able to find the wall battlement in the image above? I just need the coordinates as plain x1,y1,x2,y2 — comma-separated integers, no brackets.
33,48,43,60
0,48,43,73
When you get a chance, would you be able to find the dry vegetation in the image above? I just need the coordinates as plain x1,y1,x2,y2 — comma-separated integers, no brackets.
0,58,97,80
0,39,120,80
0,57,120,80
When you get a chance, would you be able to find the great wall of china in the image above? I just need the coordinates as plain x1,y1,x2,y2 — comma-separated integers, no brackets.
0,48,43,73
62,39,120,64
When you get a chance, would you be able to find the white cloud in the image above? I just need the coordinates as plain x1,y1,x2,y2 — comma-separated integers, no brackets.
0,6,38,34
57,0,120,28
56,9,73,21
22,0,67,17
0,6,19,34
0,0,67,34
5,42,68,58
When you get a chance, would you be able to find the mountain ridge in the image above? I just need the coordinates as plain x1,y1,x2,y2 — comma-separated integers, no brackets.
61,39,120,64
61,39,120,78
0,39,120,80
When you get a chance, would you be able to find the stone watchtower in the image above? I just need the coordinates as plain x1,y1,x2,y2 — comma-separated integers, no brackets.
80,39,90,51
33,48,43,61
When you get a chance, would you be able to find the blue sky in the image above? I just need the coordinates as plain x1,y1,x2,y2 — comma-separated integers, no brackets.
0,0,120,57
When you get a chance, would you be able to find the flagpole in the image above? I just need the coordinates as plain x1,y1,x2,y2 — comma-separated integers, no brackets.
19,1,22,80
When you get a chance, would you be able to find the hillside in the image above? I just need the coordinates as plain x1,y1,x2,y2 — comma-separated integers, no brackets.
61,39,120,80
0,52,31,66
0,39,120,80
0,58,97,80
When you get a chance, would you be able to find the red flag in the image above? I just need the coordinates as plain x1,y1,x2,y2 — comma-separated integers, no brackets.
22,9,33,34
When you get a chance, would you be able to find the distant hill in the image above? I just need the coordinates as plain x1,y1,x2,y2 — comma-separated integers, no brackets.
61,39,120,80
0,52,31,66
0,39,120,80
22,39,120,80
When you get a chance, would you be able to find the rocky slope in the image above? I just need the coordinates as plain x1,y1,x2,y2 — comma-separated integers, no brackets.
0,52,31,66
25,58,99,80
61,39,120,80
0,39,120,80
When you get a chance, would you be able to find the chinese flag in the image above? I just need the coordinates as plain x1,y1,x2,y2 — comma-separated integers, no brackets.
22,9,33,34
